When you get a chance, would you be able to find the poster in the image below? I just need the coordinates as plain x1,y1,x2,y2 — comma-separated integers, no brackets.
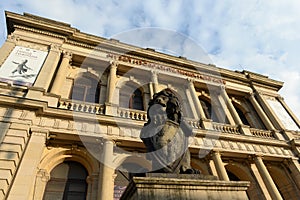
0,46,48,86
267,98,300,131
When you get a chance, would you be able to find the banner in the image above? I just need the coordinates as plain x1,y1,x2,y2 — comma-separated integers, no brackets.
0,46,48,86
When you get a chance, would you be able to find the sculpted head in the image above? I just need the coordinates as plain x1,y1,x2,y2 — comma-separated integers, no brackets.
147,88,182,124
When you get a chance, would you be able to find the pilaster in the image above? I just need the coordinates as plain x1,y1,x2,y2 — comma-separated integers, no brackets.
0,35,18,66
7,129,48,200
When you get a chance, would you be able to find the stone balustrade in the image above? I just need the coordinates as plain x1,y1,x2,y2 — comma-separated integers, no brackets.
250,128,275,139
117,107,147,121
57,99,105,114
212,122,241,134
185,118,202,129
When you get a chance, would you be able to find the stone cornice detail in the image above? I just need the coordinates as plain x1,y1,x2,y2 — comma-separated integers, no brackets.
14,24,66,40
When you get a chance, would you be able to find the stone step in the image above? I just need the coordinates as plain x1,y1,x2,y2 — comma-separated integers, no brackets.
0,160,16,172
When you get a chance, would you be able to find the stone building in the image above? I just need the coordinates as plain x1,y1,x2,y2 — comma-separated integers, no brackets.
0,11,300,200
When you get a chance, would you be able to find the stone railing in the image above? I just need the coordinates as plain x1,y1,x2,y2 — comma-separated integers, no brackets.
57,99,105,115
212,122,241,134
250,128,275,139
185,118,202,129
117,107,147,121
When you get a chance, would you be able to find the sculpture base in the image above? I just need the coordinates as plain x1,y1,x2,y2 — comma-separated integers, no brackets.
120,174,250,200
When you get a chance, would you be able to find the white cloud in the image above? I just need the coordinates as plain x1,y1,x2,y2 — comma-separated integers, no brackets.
0,0,300,120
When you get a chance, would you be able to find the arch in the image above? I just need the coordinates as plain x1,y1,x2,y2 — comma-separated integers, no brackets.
43,161,88,200
232,101,251,126
267,164,300,200
119,80,145,110
198,95,219,122
39,147,99,176
225,163,264,200
71,72,101,103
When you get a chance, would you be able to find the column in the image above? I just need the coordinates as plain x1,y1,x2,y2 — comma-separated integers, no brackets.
98,140,115,200
7,129,48,200
249,161,272,199
151,71,159,94
255,92,285,130
33,44,61,91
211,151,229,181
50,51,72,94
106,62,118,104
254,156,282,200
0,35,17,66
249,93,275,130
187,79,206,120
220,86,243,125
217,91,235,125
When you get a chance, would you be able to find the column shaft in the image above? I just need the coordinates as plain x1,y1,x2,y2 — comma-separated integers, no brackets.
98,140,115,200
220,87,243,125
151,71,158,94
188,80,206,119
51,51,72,94
106,63,117,104
254,156,282,200
249,162,272,199
33,45,61,91
249,93,275,130
211,152,229,181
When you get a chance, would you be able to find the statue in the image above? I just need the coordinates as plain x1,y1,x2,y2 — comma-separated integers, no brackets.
140,88,200,174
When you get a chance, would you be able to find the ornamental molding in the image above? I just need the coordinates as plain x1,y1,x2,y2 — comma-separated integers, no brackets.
14,24,66,40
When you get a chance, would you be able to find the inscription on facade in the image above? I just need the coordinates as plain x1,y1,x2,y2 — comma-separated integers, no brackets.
107,53,225,84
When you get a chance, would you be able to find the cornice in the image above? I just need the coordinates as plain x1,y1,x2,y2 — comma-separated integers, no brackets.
5,11,284,92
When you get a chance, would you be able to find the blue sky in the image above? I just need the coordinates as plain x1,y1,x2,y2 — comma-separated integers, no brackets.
0,0,300,119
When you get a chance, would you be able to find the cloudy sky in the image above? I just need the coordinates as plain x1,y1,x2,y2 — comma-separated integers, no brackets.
0,0,300,119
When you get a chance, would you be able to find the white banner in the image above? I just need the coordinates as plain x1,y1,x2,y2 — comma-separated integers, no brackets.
0,46,48,86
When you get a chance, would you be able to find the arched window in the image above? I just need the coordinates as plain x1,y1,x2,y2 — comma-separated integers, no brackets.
234,105,250,126
71,75,100,103
199,98,219,122
119,83,144,110
43,161,88,200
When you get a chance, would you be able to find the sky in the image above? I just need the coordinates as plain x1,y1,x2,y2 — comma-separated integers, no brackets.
0,0,300,120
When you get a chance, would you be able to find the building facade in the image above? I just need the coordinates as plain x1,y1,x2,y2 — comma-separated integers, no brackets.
0,11,300,200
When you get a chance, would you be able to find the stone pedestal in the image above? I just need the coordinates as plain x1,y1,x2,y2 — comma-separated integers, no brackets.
121,174,250,200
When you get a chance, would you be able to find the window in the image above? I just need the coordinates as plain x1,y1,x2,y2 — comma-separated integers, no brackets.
199,98,219,122
234,105,250,126
119,83,144,110
43,161,88,200
71,75,100,103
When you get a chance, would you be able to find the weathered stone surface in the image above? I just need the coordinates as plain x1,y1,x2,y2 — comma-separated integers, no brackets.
140,89,199,174
121,176,250,200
